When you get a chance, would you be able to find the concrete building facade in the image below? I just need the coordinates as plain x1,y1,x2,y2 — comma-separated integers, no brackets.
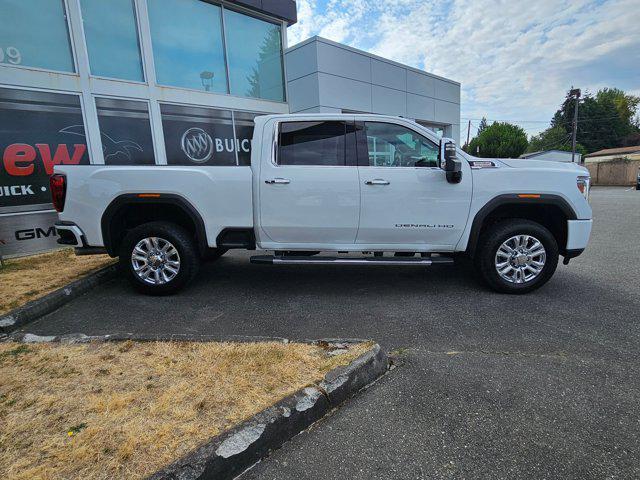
285,36,461,142
0,0,296,257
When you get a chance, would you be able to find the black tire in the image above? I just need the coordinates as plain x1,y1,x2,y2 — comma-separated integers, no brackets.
474,219,559,294
119,221,199,295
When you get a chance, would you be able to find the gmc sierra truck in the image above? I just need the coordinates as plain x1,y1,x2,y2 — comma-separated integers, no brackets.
51,114,593,295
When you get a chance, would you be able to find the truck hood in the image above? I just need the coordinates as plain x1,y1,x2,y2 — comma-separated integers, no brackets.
497,158,589,173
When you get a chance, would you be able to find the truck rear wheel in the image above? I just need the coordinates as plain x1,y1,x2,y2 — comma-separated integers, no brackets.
119,221,199,295
474,219,558,294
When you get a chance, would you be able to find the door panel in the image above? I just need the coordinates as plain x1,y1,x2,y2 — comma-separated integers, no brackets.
357,166,471,247
259,120,360,244
355,121,472,248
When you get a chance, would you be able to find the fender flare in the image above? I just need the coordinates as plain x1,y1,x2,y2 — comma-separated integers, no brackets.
101,193,208,256
466,194,577,256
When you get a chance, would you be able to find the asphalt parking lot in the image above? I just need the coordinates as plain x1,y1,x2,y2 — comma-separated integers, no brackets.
24,187,640,479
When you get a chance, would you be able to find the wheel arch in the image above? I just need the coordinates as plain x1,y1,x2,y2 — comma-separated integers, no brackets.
101,194,208,257
467,194,577,258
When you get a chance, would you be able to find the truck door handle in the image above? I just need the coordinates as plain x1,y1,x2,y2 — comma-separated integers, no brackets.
265,178,290,185
365,179,390,185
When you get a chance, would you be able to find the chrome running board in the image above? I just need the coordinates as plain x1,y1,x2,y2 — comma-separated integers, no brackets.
250,255,454,266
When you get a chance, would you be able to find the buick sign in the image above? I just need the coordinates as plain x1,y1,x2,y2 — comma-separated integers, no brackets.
181,128,214,163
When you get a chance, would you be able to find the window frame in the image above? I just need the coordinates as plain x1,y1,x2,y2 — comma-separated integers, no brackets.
146,0,229,94
93,94,159,165
157,100,267,167
222,4,286,102
143,0,288,104
78,0,147,84
158,100,236,166
273,120,358,168
0,0,79,76
0,84,92,214
355,120,441,168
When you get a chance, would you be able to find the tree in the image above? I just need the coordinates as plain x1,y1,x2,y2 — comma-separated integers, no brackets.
621,131,640,147
477,117,488,134
526,125,586,155
466,122,528,158
551,88,640,153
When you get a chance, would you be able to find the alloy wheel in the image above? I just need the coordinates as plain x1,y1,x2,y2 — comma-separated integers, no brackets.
131,237,181,285
494,234,546,284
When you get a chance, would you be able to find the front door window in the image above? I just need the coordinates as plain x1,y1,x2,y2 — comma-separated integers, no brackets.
363,122,439,168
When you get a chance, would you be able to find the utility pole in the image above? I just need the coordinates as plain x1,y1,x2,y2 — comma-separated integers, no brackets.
570,88,581,163
466,120,471,147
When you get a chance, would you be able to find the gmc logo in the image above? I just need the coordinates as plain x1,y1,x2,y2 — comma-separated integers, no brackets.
2,143,86,177
15,226,56,241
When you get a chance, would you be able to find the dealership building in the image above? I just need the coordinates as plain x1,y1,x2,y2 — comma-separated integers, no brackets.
0,0,460,257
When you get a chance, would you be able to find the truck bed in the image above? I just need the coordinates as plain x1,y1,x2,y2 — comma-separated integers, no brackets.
55,165,253,248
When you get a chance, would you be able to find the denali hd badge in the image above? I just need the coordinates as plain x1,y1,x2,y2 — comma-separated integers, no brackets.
395,224,454,228
181,128,214,163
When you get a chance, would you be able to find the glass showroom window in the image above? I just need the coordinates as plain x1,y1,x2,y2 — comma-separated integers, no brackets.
0,88,89,208
80,0,144,81
147,0,227,93
161,104,237,166
95,98,155,165
224,9,285,102
1,0,74,72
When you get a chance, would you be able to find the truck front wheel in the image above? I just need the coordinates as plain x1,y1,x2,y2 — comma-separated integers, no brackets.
475,219,559,294
119,222,199,295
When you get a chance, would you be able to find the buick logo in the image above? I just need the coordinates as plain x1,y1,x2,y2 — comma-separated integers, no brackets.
181,128,214,163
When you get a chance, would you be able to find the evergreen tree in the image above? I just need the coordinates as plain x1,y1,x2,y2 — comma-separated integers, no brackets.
477,117,488,134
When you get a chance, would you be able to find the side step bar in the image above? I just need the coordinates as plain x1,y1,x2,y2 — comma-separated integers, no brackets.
250,255,455,266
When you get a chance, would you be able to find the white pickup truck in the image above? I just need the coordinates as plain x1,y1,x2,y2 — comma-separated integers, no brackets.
51,114,593,295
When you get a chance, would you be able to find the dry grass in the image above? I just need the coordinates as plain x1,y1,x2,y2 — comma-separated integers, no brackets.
0,340,371,479
0,249,115,315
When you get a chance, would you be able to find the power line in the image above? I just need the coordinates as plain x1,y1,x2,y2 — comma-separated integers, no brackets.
461,115,626,125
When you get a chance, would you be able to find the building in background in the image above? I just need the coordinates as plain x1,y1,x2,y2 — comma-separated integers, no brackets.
584,146,640,186
285,37,461,142
583,146,640,163
1,2,463,258
519,150,581,163
0,0,295,256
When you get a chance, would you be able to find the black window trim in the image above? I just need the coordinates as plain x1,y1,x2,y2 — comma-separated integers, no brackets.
355,120,440,168
274,120,358,167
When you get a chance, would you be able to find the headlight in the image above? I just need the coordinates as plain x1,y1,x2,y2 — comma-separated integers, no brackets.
577,175,590,201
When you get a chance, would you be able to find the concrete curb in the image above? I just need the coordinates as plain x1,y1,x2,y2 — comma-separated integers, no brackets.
149,343,388,480
0,264,118,334
1,333,388,479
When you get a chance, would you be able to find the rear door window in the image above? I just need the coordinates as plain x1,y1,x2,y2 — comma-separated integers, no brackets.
278,121,346,166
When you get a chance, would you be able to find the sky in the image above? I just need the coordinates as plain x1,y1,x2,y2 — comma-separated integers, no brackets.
286,0,640,139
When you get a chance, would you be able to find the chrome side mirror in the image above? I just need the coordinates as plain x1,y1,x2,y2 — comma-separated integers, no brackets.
439,138,456,169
